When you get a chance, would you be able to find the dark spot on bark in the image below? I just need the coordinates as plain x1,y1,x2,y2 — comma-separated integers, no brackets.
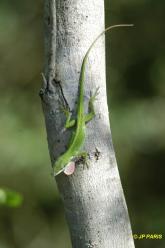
50,110,55,116
94,148,101,161
47,16,50,25
53,78,61,85
39,88,44,97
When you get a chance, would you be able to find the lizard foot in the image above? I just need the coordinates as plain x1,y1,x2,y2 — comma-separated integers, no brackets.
75,152,90,170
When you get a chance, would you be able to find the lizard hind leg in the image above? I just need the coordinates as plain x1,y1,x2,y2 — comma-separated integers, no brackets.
85,87,100,123
60,105,76,128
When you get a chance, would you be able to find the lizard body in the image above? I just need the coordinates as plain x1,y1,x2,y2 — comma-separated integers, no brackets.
53,24,133,176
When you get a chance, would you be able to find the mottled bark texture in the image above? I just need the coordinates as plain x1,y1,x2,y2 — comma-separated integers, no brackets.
40,0,135,247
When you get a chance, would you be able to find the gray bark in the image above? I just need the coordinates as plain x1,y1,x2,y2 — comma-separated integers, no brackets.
40,0,135,247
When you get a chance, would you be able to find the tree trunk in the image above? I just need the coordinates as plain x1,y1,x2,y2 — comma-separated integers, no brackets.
40,0,135,247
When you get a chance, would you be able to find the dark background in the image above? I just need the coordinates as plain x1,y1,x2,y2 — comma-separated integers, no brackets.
0,0,164,247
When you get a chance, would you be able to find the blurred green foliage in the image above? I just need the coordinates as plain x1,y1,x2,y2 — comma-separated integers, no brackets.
0,0,165,247
0,188,22,207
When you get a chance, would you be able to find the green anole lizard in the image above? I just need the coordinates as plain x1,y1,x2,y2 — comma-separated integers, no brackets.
53,24,133,176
